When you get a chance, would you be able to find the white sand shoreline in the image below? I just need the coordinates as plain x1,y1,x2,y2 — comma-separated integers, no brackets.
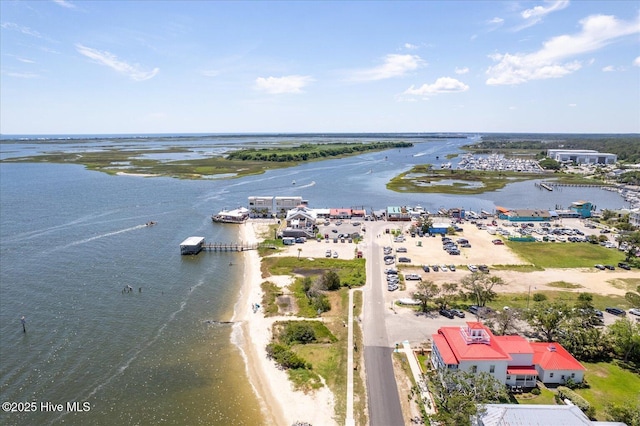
232,221,336,426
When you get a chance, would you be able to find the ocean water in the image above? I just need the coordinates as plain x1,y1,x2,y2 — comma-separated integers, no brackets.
0,135,629,425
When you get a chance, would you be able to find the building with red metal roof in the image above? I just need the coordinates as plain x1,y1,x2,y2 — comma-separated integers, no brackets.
431,322,584,388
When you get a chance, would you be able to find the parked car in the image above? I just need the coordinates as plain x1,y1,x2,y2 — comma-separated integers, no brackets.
439,309,455,319
478,264,490,273
618,262,631,270
492,239,504,245
405,274,422,281
605,307,626,316
432,265,439,272
450,309,465,318
629,308,640,316
422,265,430,272
468,264,478,272
325,250,332,257
398,257,411,263
333,251,338,258
594,264,605,270
396,247,408,253
448,264,456,271
604,264,615,270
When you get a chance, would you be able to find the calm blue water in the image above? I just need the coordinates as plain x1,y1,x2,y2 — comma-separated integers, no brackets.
0,135,629,425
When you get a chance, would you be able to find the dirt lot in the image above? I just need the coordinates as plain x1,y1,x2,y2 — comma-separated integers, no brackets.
265,217,638,299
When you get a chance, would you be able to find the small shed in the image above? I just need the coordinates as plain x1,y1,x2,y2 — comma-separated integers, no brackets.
180,236,205,255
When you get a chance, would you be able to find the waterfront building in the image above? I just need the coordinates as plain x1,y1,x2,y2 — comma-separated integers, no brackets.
275,196,305,217
431,322,584,388
570,200,593,218
496,206,551,222
179,236,205,255
248,196,275,217
547,149,617,165
386,206,412,221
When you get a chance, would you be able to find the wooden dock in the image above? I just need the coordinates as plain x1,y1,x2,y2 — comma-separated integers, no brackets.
201,242,276,252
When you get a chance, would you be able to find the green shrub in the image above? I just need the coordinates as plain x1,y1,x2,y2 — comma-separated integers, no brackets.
531,387,541,395
280,322,317,345
533,293,547,302
558,386,595,418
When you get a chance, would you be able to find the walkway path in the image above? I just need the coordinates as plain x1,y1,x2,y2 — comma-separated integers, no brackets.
397,341,436,416
345,289,355,426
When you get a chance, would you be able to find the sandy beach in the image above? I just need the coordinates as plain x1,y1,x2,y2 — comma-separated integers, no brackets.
232,221,337,426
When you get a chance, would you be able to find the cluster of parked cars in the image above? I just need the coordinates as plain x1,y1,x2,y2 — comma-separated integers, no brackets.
441,236,461,255
422,264,456,273
386,268,399,291
467,264,489,273
595,262,633,271
439,308,466,319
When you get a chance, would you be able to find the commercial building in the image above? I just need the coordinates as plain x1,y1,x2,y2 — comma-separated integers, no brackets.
547,149,617,165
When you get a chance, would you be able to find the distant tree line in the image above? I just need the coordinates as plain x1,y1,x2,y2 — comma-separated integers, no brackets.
465,136,640,163
227,141,413,162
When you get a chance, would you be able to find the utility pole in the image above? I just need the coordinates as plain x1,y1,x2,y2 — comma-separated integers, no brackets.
21,316,26,333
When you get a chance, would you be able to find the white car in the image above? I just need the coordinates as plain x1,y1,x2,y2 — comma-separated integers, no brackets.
468,264,478,272
630,308,640,316
325,250,332,257
333,251,338,258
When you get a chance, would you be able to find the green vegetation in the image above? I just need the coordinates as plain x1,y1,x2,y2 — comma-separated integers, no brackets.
487,291,629,311
227,141,412,162
547,281,582,289
514,387,556,405
261,257,366,288
575,362,640,421
504,241,625,268
260,281,283,316
2,141,412,180
386,166,603,195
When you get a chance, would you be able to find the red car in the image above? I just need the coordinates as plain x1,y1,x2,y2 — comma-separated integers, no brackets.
492,239,504,245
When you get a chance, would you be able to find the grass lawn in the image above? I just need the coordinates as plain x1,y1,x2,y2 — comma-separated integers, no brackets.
574,361,640,420
514,387,556,405
487,291,630,311
505,242,625,268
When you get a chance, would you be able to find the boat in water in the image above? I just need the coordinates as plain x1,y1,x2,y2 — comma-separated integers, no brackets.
211,207,249,224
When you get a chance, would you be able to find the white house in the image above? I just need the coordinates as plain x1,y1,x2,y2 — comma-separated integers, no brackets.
431,322,584,388
531,342,586,385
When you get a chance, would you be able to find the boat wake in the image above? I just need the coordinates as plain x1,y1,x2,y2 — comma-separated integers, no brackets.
296,180,316,189
49,224,148,253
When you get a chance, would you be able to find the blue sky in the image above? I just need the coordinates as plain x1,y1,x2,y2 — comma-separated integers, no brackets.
1,0,639,135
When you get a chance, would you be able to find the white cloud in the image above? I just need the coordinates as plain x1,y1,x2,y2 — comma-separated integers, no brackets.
602,65,615,72
349,54,424,81
18,57,36,64
509,106,517,110
403,77,469,97
254,75,314,94
1,22,42,38
455,67,469,75
634,56,640,67
52,0,76,8
75,44,159,81
486,14,640,85
569,103,577,107
488,17,504,25
4,71,40,78
404,43,419,50
518,0,570,29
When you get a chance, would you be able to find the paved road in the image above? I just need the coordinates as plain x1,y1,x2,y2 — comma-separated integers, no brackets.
363,222,404,425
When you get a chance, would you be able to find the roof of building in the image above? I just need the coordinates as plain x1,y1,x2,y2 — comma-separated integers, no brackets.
531,343,586,372
494,335,534,355
434,323,511,362
506,366,538,375
180,236,205,246
478,404,596,426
